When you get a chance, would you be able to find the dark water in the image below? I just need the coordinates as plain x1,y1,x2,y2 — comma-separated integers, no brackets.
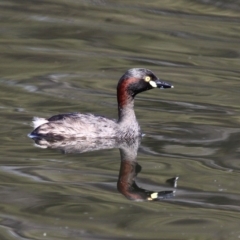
1,0,240,239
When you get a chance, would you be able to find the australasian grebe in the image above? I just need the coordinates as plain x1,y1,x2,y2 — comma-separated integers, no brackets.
28,68,173,140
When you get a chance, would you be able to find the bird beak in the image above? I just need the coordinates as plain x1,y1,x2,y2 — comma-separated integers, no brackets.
150,79,174,89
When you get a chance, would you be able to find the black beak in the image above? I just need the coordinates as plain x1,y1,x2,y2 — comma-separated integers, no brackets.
156,79,174,89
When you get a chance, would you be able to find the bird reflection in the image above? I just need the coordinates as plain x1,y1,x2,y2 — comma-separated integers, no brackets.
31,137,178,201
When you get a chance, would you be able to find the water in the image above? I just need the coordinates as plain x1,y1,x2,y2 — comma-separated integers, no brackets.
1,0,240,239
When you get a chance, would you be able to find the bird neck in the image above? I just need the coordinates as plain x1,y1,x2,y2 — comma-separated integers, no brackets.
117,80,136,124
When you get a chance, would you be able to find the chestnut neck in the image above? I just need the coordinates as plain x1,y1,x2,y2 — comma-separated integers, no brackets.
117,78,136,124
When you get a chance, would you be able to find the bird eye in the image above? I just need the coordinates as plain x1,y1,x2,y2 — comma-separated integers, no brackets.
144,76,151,82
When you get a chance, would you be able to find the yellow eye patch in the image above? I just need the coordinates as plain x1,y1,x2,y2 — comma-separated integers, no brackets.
144,76,151,82
149,81,157,88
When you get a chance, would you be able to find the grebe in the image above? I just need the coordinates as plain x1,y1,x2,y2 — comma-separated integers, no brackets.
28,68,173,140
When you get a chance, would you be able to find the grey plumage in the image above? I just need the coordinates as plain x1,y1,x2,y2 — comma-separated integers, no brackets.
29,68,172,140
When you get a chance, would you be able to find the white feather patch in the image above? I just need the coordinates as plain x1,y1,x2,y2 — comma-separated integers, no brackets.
32,117,49,129
149,80,157,88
